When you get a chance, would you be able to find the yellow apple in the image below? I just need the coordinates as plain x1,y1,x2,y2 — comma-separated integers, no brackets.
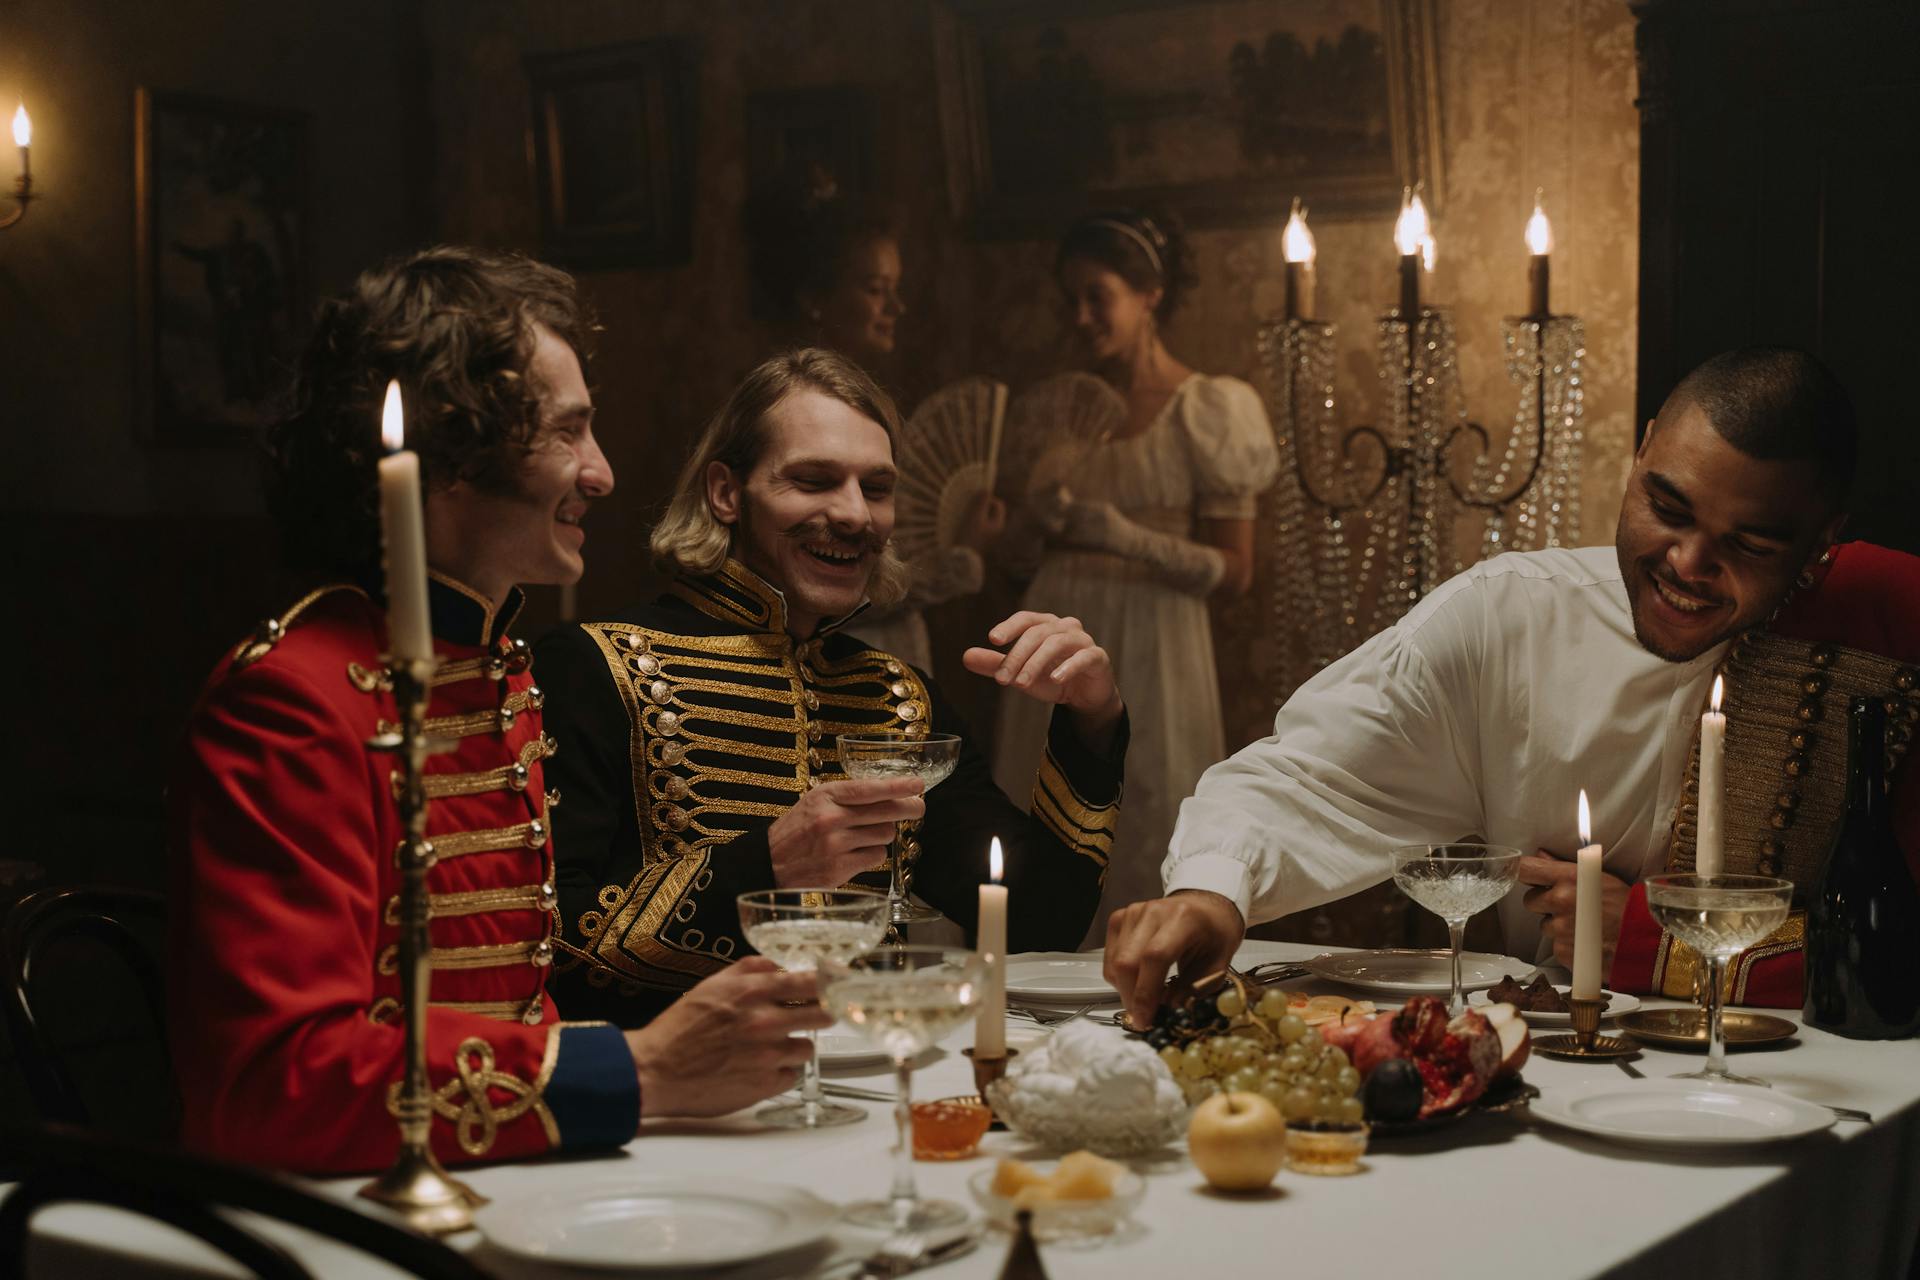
1187,1091,1286,1191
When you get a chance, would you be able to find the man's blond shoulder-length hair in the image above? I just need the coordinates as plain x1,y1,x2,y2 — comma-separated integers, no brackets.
651,347,910,609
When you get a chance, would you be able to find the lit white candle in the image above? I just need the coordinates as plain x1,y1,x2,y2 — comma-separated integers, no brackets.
12,103,29,183
1572,789,1604,1000
1393,187,1430,317
1281,199,1316,321
975,837,1008,1057
377,380,432,663
1697,675,1726,878
1525,191,1553,317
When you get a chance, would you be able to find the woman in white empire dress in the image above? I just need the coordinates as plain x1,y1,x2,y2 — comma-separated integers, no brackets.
992,210,1278,947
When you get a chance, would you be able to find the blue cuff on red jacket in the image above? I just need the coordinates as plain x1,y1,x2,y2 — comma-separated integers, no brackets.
547,1023,639,1152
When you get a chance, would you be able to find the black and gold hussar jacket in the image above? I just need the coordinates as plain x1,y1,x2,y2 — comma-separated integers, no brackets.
535,560,1127,1027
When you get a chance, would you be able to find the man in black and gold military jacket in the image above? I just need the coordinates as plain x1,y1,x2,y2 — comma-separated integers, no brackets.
540,348,1129,1026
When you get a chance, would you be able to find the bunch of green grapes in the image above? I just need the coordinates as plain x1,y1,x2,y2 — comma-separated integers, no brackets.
1154,986,1364,1123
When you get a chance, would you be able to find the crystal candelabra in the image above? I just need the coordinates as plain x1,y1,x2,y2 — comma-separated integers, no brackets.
1260,305,1586,702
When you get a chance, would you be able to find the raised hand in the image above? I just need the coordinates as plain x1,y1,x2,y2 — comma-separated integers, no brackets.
962,611,1122,748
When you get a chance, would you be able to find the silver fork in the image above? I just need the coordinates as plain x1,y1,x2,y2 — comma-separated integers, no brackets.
853,1230,926,1279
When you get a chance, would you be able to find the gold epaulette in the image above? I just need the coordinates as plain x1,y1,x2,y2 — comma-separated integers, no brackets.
228,583,369,673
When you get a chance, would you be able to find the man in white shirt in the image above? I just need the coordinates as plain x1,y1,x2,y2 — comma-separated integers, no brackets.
1103,347,1857,1024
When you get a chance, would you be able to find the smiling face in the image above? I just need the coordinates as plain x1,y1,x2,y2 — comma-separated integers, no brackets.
424,323,614,604
1058,256,1160,364
706,388,896,636
811,236,905,365
1613,402,1841,662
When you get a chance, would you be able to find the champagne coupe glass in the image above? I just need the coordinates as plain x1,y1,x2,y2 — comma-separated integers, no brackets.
819,944,985,1230
1390,844,1524,1015
1644,873,1794,1086
836,732,961,927
737,887,891,1128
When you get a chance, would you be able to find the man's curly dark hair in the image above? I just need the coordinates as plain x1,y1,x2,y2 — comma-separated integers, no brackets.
266,246,597,579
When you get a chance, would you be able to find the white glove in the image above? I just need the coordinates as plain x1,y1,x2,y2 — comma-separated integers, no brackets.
1057,500,1225,596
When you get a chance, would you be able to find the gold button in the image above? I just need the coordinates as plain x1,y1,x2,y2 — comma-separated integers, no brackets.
624,634,645,651
1769,811,1792,830
532,940,554,967
498,704,518,731
890,681,909,698
660,741,687,765
885,661,903,676
1895,670,1915,692
807,749,824,769
1810,645,1834,667
898,700,922,722
545,788,561,811
1776,792,1798,811
1789,730,1810,750
524,818,548,848
650,679,671,703
804,691,820,711
502,638,531,674
1801,676,1826,696
1795,700,1819,723
523,1003,543,1026
657,710,680,734
637,653,661,676
527,684,546,710
806,722,823,741
509,762,530,790
540,882,557,910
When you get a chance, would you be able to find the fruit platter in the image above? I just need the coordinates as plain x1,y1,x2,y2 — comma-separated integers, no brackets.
1130,972,1535,1135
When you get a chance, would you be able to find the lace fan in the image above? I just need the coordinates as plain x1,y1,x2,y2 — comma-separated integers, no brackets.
1000,372,1128,500
892,376,1010,563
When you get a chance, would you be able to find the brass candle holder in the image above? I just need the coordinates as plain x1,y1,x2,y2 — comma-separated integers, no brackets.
356,656,487,1235
962,1046,1018,1128
1532,994,1638,1060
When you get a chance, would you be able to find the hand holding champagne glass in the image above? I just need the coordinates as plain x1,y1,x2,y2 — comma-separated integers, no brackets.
737,887,890,1128
837,732,961,926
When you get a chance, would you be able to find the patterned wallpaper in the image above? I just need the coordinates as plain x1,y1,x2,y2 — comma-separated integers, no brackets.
428,0,1640,944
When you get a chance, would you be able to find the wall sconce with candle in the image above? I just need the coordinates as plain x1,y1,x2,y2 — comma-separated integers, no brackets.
1260,185,1589,701
1,101,34,229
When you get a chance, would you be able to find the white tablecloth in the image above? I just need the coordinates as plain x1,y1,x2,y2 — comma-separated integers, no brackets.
24,941,1920,1279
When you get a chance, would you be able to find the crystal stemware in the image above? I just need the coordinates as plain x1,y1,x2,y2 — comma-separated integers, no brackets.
819,944,984,1231
737,887,890,1128
836,732,961,926
1644,873,1794,1086
1389,843,1524,1015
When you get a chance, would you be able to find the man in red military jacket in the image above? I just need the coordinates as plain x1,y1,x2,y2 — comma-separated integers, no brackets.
171,248,824,1174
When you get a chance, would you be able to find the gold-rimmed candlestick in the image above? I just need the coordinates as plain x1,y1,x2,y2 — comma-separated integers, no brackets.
357,383,483,1235
1567,995,1605,1052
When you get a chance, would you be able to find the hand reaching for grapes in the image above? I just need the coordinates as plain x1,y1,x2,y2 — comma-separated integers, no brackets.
1103,889,1246,1029
766,776,925,889
624,957,832,1121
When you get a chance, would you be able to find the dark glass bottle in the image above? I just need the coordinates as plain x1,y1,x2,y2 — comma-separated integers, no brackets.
1803,696,1920,1038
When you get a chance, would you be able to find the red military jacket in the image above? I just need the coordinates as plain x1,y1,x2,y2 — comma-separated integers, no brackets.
169,576,637,1174
1611,541,1920,1005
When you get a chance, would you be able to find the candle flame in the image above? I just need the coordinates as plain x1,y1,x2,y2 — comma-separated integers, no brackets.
989,837,1003,883
380,380,405,452
1525,194,1553,255
11,103,29,148
1393,187,1431,256
1419,233,1437,273
1578,789,1592,846
1711,674,1724,713
1282,199,1316,266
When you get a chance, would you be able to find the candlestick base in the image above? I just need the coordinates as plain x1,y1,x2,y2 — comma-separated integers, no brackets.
1567,995,1605,1049
356,1143,487,1236
1531,1033,1638,1060
963,1047,1017,1130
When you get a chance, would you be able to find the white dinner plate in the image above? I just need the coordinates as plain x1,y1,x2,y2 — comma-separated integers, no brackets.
1529,1077,1836,1148
474,1177,833,1269
1004,953,1119,1003
816,1022,889,1068
1304,948,1525,996
1469,985,1642,1024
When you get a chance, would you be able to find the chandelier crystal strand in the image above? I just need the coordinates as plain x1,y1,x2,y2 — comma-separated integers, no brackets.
1262,303,1587,705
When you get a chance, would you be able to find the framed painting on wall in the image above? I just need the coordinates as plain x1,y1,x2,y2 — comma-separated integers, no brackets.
746,86,876,202
525,38,697,270
932,0,1442,237
134,88,309,446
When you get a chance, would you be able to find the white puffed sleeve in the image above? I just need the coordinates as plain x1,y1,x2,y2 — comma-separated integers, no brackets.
1175,376,1280,520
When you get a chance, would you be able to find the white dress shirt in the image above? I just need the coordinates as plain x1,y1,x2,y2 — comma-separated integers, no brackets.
1165,547,1725,961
